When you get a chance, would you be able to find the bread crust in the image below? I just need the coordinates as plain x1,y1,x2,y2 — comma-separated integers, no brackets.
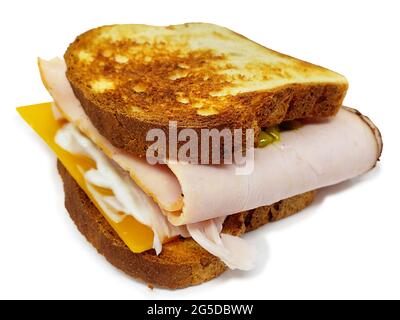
71,82,347,160
58,161,316,289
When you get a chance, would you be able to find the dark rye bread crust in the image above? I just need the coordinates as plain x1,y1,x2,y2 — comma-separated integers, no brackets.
58,161,316,289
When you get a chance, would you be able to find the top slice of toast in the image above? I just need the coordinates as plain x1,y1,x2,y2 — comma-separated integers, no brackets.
64,23,348,158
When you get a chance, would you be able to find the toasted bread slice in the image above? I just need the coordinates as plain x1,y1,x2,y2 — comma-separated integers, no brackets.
58,161,316,289
64,23,348,159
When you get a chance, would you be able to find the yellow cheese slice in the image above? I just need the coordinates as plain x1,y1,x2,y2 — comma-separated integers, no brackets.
17,102,154,253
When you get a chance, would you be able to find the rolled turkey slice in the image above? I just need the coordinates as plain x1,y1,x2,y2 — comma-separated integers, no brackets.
167,108,382,225
39,58,382,227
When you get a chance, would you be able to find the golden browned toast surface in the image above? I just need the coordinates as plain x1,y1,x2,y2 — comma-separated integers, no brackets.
64,23,348,159
58,161,316,289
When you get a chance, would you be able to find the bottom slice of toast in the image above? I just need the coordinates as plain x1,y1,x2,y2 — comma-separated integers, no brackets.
57,161,316,289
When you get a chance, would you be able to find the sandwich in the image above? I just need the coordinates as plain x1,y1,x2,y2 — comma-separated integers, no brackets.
18,23,382,289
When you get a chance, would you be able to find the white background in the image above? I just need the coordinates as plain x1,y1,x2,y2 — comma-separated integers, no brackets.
1,0,399,300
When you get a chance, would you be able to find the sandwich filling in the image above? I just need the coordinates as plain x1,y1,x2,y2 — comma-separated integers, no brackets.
29,57,382,271
55,122,256,269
